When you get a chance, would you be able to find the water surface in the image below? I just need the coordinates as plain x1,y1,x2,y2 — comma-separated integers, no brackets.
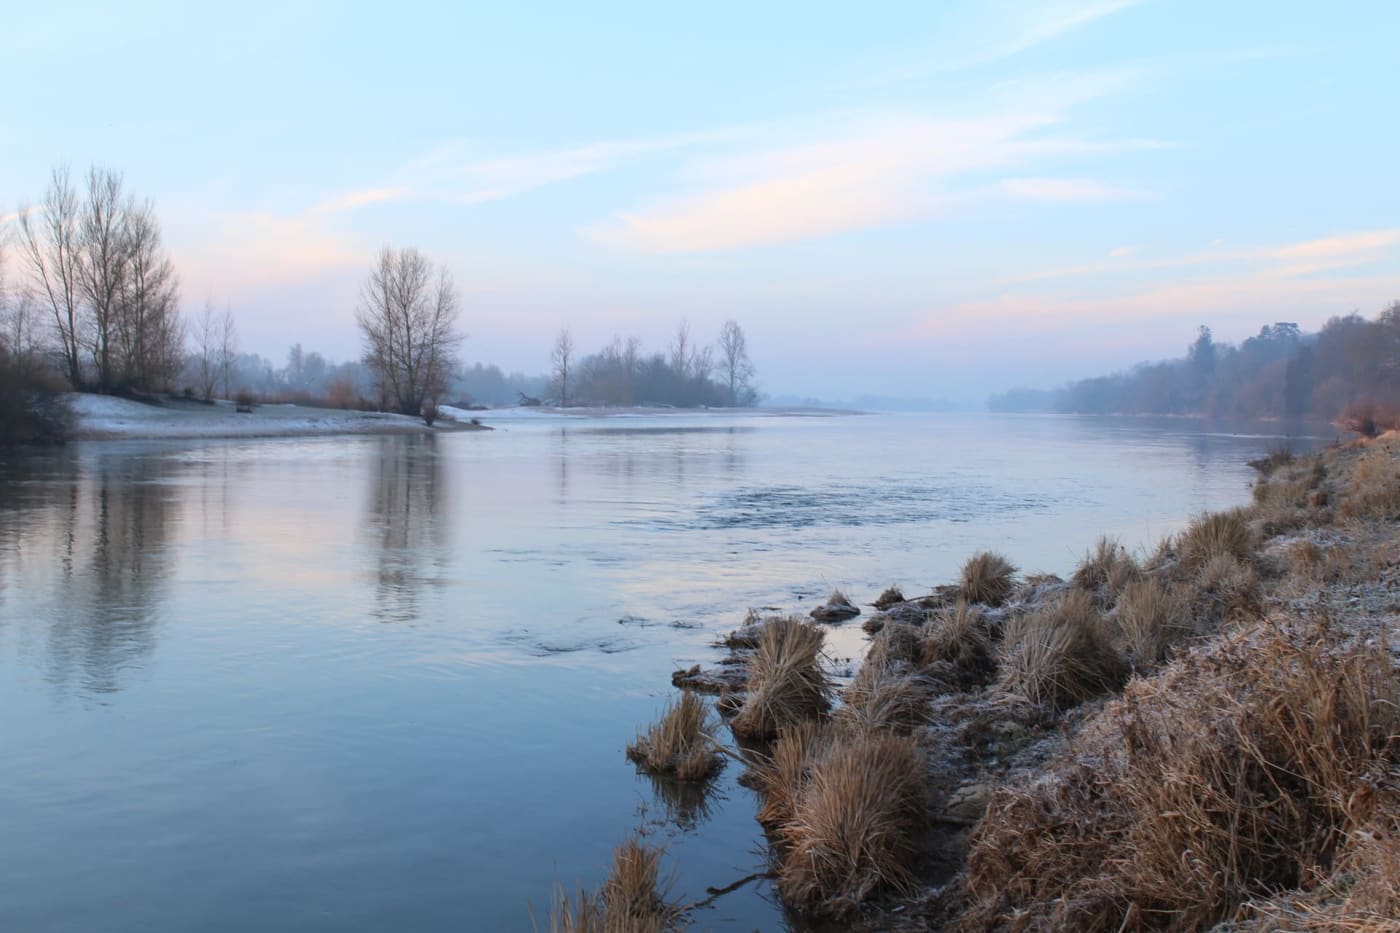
0,412,1329,931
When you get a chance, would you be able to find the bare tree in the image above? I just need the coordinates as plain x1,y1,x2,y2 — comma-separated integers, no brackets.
117,199,181,390
219,305,238,399
356,246,462,418
669,319,693,381
17,166,84,386
76,167,129,390
192,301,220,400
716,319,755,406
551,326,574,407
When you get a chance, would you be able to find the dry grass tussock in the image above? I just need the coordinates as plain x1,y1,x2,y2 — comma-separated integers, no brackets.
1178,509,1255,571
959,622,1400,931
538,837,681,933
1238,823,1400,931
1113,577,1194,669
960,551,1017,606
921,599,993,678
995,589,1126,711
753,720,833,828
1339,443,1400,522
873,585,905,610
776,730,927,916
1253,457,1329,533
626,691,722,782
836,663,932,735
730,616,831,741
865,620,923,670
1073,535,1140,602
1192,552,1262,627
1287,538,1358,584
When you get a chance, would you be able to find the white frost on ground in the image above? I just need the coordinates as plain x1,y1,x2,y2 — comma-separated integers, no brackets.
70,394,446,439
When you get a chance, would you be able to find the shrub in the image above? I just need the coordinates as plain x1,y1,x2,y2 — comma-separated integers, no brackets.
959,551,1017,606
730,617,832,741
1337,399,1400,438
996,590,1126,710
0,357,73,445
776,730,927,916
626,691,722,782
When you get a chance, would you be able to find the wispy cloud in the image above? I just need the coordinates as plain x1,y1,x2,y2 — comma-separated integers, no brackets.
909,228,1400,342
865,0,1144,86
590,92,1158,253
306,127,753,217
1016,228,1400,283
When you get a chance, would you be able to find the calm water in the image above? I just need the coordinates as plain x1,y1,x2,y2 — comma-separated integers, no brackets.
0,412,1329,932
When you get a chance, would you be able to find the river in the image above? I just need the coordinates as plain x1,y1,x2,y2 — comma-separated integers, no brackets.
0,410,1332,931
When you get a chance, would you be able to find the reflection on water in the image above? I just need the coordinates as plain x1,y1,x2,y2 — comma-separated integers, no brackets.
366,436,449,624
0,413,1334,932
0,449,177,695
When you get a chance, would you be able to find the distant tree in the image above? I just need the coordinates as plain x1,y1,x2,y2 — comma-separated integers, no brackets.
192,301,219,400
219,305,238,399
551,326,574,407
669,319,694,381
116,198,182,389
76,167,128,391
17,166,84,387
355,246,461,417
716,319,755,406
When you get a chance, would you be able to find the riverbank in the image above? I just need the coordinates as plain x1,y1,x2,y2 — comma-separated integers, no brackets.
68,393,492,439
571,431,1399,931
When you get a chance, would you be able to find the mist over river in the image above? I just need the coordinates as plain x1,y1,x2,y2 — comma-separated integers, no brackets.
0,411,1330,931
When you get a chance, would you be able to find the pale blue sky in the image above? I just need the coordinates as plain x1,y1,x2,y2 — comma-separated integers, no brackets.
3,1,1398,399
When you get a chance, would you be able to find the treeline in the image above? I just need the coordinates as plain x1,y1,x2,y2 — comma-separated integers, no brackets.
990,302,1400,425
550,320,758,408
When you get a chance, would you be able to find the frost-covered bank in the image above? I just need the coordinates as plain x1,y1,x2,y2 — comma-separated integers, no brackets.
562,432,1400,931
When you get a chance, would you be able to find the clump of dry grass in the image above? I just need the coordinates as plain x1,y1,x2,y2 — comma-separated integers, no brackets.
1193,552,1261,626
1339,444,1400,521
776,730,927,916
1287,538,1358,585
835,664,932,735
995,589,1126,710
730,616,832,741
1072,535,1138,596
538,884,604,933
626,691,723,782
872,585,905,610
865,620,923,670
601,837,681,932
921,599,993,677
960,551,1017,606
1238,820,1400,930
810,588,861,622
537,837,681,933
753,719,833,827
959,624,1400,931
1179,509,1254,570
1114,576,1193,669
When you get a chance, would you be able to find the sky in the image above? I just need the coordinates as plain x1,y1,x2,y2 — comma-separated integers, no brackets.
3,0,1399,402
